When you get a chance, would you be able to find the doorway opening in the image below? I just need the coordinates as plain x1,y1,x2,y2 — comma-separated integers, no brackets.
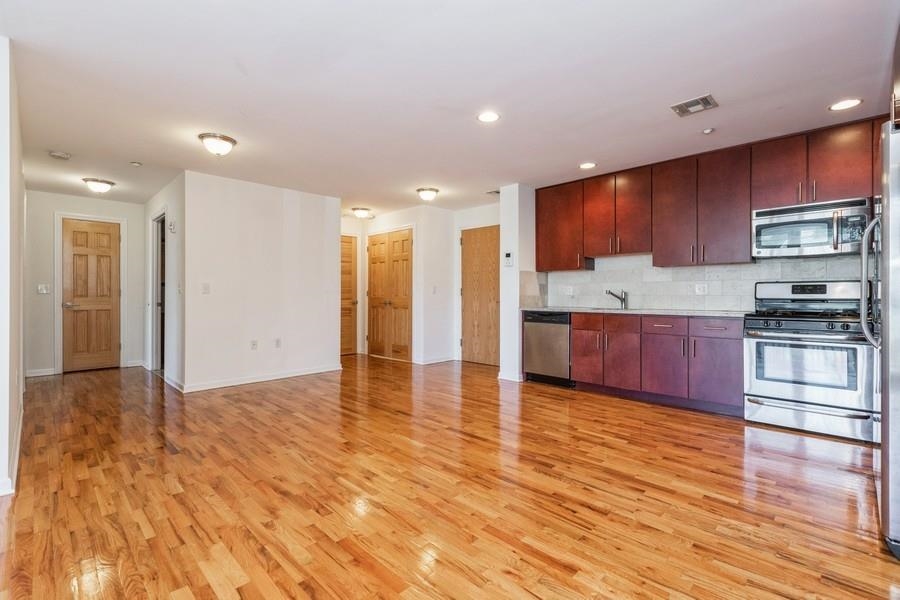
151,214,166,374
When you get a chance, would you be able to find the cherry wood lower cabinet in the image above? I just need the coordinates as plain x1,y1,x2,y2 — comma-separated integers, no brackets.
602,315,642,391
571,314,604,385
689,336,743,407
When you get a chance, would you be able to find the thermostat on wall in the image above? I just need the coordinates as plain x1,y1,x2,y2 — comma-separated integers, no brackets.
504,252,514,267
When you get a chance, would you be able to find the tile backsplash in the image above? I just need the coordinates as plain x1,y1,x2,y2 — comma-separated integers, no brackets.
546,254,861,312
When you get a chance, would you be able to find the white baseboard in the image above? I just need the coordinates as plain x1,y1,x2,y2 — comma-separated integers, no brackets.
25,368,56,377
0,404,24,497
163,375,185,392
417,356,456,365
124,360,145,368
182,364,343,393
498,372,524,382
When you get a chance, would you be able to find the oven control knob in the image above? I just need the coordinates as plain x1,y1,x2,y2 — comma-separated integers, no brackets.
826,322,836,330
763,320,770,327
775,321,783,328
841,323,851,331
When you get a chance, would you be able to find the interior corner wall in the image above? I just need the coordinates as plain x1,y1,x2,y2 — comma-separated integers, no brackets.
182,171,341,392
499,184,535,381
0,36,24,495
366,205,455,365
145,172,185,389
452,204,500,362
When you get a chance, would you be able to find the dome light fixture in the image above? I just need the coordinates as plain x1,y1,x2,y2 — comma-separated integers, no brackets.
417,187,439,201
477,110,501,123
702,127,715,135
828,98,862,111
352,207,372,219
82,178,115,193
198,132,237,156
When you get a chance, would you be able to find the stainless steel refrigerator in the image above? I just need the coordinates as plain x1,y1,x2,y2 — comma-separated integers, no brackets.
874,24,900,559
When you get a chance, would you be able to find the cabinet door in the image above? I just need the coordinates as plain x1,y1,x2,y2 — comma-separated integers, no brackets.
751,135,807,209
697,147,751,265
536,181,584,272
689,337,743,407
874,117,886,198
571,329,604,384
652,157,698,267
583,174,616,257
614,167,652,254
807,121,872,203
603,331,641,391
641,334,688,397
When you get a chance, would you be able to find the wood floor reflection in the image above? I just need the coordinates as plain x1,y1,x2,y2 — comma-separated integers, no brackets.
1,355,898,598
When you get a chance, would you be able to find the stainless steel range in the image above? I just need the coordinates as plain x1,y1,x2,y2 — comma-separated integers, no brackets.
743,280,880,442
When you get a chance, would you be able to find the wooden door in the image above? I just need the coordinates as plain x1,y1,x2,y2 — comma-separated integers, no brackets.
367,233,389,357
62,219,120,372
461,225,500,365
613,166,652,254
583,174,616,257
340,235,358,355
536,181,584,271
807,121,872,203
697,146,751,265
751,135,807,209
689,336,743,407
602,315,641,391
641,333,688,398
652,157,698,267
387,229,412,361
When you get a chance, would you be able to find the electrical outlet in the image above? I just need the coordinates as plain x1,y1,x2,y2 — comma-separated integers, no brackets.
275,338,282,349
694,283,709,295
250,340,258,350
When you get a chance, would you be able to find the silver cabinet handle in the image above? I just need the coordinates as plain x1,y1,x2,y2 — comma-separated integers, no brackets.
702,326,727,331
604,333,608,351
701,244,706,263
596,332,602,350
608,237,612,254
690,244,695,263
62,302,79,309
616,237,621,253
798,181,803,203
746,397,871,420
576,252,580,267
652,323,674,328
832,211,840,250
681,338,685,357
812,179,817,202
692,339,697,358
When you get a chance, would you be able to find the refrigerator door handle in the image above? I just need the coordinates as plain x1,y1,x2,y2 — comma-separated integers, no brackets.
861,215,881,349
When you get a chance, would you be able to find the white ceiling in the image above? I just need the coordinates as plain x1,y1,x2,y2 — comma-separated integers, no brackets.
1,1,898,212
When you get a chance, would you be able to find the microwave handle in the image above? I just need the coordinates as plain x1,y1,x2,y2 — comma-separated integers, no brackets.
861,216,881,349
832,211,839,250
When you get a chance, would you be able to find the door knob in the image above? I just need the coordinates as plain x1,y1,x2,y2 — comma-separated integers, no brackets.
62,302,79,309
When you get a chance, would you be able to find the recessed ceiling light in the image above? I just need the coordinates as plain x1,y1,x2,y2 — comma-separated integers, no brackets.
198,132,237,156
417,187,439,201
579,162,597,170
702,127,715,135
477,111,500,123
130,161,143,167
351,207,372,219
828,98,862,111
48,150,71,160
82,178,115,193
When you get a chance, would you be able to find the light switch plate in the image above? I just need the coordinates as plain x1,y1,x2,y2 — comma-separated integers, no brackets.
694,283,709,295
37,284,50,295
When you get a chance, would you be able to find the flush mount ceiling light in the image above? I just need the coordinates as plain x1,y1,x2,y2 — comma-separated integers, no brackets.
351,207,372,219
579,162,597,170
130,161,143,167
417,187,439,201
828,98,862,111
198,132,237,156
48,150,71,160
82,178,115,193
477,110,500,123
702,127,715,135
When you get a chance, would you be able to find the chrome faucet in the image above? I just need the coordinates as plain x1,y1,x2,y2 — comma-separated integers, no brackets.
606,289,627,310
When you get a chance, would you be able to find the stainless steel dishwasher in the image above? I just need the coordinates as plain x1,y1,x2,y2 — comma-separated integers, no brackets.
523,311,572,386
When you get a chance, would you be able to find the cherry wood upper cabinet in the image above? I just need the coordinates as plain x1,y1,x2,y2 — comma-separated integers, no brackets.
583,174,616,257
652,157,698,267
614,167,652,254
536,181,584,272
807,121,872,203
697,146,751,265
751,135,807,210
874,117,886,198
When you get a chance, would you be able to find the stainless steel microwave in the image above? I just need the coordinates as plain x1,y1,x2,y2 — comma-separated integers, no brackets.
751,197,871,258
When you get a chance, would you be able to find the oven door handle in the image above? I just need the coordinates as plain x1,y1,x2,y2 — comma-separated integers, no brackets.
746,397,873,420
744,330,865,344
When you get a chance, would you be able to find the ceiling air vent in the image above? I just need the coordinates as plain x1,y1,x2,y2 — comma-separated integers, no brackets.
670,94,718,117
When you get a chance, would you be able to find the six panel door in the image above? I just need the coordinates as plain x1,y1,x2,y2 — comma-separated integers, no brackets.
340,235,358,355
388,229,413,361
367,233,389,357
62,219,121,372
807,120,872,202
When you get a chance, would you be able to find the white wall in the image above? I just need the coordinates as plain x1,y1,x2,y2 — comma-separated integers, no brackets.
498,184,535,381
452,203,500,361
367,205,456,364
24,190,146,375
144,173,185,389
0,36,24,495
340,216,366,353
182,171,341,392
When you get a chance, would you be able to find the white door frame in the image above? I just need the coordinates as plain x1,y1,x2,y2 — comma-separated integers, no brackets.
150,211,166,370
53,212,128,374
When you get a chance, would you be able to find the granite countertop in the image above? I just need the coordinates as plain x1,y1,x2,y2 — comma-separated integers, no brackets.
522,306,747,318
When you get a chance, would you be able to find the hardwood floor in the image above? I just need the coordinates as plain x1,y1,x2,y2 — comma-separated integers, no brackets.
1,356,898,598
